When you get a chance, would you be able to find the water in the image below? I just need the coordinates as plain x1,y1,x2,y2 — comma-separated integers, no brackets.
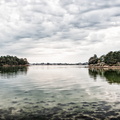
0,66,120,120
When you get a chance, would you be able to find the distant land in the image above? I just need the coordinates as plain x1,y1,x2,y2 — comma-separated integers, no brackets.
0,55,88,66
1,50,120,67
0,55,29,66
89,50,120,68
31,62,88,65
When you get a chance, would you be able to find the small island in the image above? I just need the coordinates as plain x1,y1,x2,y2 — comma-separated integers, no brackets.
88,50,120,69
0,55,29,66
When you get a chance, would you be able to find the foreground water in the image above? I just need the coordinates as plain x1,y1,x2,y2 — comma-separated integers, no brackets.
0,66,120,120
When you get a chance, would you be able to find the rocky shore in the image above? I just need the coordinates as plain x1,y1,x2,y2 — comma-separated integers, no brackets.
89,64,120,69
0,101,120,120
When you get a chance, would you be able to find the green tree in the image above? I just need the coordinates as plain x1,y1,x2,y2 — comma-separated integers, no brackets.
88,54,98,65
104,51,117,65
0,55,29,66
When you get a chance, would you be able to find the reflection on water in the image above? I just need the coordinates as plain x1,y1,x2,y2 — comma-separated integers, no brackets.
89,68,120,84
0,66,28,78
0,65,120,120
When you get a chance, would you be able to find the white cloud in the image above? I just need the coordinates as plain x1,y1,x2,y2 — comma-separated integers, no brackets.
0,0,120,63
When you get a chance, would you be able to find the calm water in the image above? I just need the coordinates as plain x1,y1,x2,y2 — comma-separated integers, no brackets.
0,66,120,120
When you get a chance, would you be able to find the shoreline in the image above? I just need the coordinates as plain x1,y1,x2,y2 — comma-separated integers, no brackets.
89,65,120,69
0,64,29,67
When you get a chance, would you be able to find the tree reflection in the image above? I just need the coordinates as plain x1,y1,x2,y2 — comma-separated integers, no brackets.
89,68,120,84
0,66,28,78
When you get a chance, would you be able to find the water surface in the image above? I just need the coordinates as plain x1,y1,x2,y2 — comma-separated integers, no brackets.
0,66,120,120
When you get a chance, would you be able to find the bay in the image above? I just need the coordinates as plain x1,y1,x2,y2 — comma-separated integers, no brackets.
0,65,120,120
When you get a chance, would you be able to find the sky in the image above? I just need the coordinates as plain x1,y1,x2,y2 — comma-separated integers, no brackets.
0,0,120,63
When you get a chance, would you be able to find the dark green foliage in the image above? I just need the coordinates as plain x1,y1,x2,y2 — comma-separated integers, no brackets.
104,51,117,65
89,50,120,65
88,54,98,65
99,55,105,62
0,55,29,66
104,51,120,65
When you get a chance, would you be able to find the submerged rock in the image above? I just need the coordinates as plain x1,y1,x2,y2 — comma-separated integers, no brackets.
75,114,94,120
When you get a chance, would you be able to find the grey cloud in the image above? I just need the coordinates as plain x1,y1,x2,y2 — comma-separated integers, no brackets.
0,0,120,62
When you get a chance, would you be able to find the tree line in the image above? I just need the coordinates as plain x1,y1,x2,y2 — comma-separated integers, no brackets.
0,55,29,66
89,50,120,66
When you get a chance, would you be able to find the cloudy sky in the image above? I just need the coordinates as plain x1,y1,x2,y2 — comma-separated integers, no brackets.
0,0,120,63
